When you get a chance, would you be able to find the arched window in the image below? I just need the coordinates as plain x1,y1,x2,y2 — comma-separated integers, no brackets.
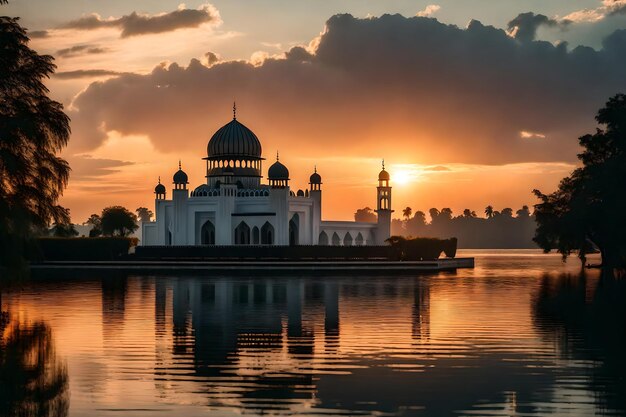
234,221,250,245
332,232,341,246
261,222,274,245
344,232,353,246
201,220,215,245
289,214,299,246
252,226,260,244
356,232,364,246
319,231,328,245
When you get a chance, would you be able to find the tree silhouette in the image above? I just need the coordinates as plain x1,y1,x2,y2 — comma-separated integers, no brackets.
484,205,494,218
135,207,154,222
428,208,440,223
354,207,377,223
516,205,531,218
402,207,412,221
101,206,138,237
84,214,102,237
392,206,537,248
534,94,626,268
0,7,71,266
49,207,77,237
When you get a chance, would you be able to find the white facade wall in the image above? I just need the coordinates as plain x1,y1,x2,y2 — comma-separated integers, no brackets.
141,183,386,246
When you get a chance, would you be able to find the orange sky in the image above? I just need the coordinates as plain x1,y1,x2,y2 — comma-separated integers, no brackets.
9,2,625,223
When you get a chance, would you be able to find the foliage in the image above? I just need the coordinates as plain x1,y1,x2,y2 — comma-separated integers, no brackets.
100,206,138,237
533,94,626,268
49,222,78,238
84,213,102,237
354,206,377,223
392,206,536,249
0,10,70,267
135,207,153,222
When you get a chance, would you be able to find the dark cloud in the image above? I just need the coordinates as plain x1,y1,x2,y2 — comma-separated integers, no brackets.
68,14,626,165
205,51,219,65
54,69,126,79
56,44,109,58
60,4,219,38
29,30,49,38
507,12,569,42
285,46,314,62
67,155,134,180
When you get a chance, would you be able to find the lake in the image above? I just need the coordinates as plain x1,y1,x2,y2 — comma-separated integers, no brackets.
1,250,625,417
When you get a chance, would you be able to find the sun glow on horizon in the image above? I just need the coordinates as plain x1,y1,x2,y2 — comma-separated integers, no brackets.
389,165,422,186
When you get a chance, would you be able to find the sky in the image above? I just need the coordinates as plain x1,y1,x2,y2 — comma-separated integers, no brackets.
5,0,626,222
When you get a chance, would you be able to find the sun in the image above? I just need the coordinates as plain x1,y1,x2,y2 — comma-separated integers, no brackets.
393,169,412,185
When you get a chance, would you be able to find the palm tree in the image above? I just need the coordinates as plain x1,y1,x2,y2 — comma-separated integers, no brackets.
402,206,412,221
485,205,494,218
0,11,71,266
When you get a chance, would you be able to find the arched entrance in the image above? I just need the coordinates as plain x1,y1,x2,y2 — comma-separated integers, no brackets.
234,221,250,245
344,232,353,246
331,232,341,246
319,231,328,245
289,214,299,246
201,220,215,245
252,226,260,244
261,222,274,244
355,232,364,246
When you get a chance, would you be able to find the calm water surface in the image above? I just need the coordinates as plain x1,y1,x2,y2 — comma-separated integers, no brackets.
2,250,626,417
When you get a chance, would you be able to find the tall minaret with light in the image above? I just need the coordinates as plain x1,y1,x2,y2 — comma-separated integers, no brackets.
376,160,393,245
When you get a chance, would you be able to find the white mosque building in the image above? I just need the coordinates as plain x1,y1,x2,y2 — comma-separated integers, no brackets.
141,107,392,246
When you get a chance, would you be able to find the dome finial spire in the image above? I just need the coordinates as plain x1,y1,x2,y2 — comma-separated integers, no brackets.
233,101,236,120
382,159,385,170
314,165,317,173
179,159,182,170
158,176,161,184
276,151,279,161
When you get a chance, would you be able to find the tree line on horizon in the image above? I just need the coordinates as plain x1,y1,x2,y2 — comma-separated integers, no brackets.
50,206,152,238
355,206,536,248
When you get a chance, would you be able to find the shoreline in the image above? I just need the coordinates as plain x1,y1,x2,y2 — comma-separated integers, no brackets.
29,257,474,275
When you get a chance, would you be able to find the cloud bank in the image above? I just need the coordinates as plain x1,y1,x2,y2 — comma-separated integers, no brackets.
68,13,626,165
60,3,220,38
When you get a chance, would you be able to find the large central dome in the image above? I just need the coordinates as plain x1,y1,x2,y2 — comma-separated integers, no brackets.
207,118,262,159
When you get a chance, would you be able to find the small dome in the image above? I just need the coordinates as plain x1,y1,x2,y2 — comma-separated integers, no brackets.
154,178,166,194
173,162,188,184
378,168,390,181
268,160,289,180
309,168,321,184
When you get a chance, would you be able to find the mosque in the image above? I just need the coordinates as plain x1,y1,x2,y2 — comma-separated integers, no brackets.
141,106,392,246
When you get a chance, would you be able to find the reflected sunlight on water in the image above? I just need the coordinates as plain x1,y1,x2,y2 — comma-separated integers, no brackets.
1,250,625,417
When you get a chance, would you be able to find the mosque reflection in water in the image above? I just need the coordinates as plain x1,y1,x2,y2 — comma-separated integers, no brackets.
3,267,626,416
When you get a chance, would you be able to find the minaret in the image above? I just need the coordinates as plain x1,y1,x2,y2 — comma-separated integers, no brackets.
172,161,189,245
309,166,322,244
375,160,393,245
267,152,290,245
